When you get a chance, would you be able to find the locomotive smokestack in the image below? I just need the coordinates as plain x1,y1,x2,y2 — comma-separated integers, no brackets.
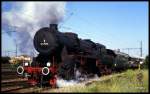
50,24,58,31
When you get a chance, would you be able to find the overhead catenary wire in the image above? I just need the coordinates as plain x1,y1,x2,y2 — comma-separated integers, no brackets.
73,13,130,45
2,9,146,57
58,10,145,57
63,12,145,57
2,11,36,57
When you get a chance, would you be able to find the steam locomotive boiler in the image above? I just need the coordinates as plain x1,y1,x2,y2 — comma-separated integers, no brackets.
17,24,131,87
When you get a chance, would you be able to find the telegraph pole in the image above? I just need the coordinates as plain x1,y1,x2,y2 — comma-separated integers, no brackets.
140,41,142,57
121,41,142,57
14,39,18,57
16,43,17,57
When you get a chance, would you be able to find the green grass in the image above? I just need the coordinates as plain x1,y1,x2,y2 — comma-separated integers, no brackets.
81,69,148,92
49,69,149,93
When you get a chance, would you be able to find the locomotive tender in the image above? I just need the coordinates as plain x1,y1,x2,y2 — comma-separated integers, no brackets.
16,24,136,87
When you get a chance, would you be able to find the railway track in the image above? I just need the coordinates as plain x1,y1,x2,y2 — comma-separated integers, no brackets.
8,87,50,93
1,74,42,93
1,64,28,93
1,63,51,93
1,69,30,93
1,63,125,93
2,82,52,93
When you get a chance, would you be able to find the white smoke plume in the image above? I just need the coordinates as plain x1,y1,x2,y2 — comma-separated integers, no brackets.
56,69,83,88
2,2,66,56
56,70,100,88
56,69,81,88
56,78,78,88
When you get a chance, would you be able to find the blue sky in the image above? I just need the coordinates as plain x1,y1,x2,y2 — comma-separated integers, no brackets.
2,2,148,57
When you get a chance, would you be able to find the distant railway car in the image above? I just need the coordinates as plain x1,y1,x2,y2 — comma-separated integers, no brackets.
113,51,130,71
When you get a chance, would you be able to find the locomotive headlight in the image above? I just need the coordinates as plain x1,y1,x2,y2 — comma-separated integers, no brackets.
140,61,143,64
114,63,117,67
47,62,51,67
25,62,28,66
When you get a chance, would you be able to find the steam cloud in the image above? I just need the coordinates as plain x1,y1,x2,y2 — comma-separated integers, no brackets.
56,69,99,88
2,2,101,88
56,78,78,88
2,2,66,56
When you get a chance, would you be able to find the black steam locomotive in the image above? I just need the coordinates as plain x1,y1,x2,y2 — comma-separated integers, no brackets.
17,24,139,87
